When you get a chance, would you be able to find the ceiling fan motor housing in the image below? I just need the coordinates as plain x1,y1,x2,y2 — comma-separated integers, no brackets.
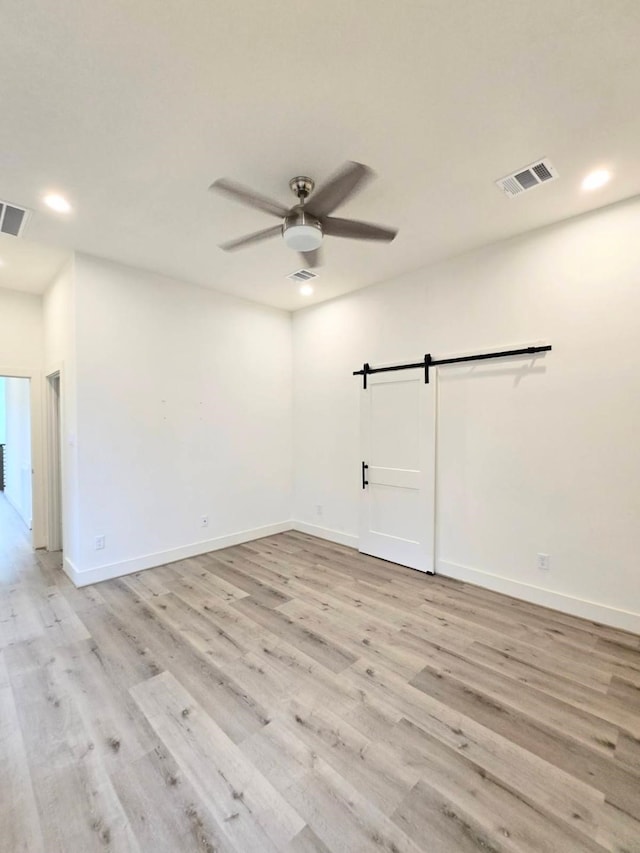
211,161,397,259
283,210,323,251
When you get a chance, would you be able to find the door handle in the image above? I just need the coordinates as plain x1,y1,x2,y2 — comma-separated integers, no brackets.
362,461,369,489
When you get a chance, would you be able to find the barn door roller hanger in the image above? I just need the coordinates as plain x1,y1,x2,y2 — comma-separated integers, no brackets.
353,344,552,389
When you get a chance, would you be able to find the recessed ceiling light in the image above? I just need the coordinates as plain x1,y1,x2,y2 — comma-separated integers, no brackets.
299,283,314,296
581,169,611,191
43,193,72,213
0,258,5,267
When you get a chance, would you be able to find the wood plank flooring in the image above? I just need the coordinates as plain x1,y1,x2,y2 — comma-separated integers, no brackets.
1,513,639,851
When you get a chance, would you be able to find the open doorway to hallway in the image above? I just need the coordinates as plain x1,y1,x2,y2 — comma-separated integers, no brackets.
0,375,32,538
0,476,31,579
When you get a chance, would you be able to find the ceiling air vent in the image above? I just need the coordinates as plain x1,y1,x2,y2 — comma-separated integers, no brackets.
495,159,558,198
0,201,30,236
287,269,318,283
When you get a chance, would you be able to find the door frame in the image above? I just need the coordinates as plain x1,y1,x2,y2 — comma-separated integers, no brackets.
0,366,45,548
45,368,63,551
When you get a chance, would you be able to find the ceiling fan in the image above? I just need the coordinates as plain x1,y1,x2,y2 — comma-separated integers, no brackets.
209,161,397,268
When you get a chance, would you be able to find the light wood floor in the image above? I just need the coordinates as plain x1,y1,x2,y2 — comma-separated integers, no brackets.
1,509,639,851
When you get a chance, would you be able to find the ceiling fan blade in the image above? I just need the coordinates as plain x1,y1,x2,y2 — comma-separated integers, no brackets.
323,217,397,242
209,178,289,218
305,161,374,217
299,247,323,268
219,225,282,251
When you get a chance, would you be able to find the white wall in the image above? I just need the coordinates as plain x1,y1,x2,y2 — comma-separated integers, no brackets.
293,195,640,632
3,377,32,528
44,259,75,368
43,259,78,560
0,288,43,369
69,254,292,583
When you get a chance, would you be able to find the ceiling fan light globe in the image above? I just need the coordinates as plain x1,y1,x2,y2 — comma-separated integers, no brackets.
283,223,323,252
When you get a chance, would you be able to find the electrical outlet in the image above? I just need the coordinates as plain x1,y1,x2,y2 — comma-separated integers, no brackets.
95,535,105,551
200,515,209,528
315,504,323,518
536,553,550,571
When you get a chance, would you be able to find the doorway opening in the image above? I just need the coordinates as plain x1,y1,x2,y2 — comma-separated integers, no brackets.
0,375,33,551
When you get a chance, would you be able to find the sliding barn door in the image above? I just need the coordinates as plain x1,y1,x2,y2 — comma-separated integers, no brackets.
359,370,436,572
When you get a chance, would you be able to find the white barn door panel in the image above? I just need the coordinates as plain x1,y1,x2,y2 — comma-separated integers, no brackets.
359,370,436,573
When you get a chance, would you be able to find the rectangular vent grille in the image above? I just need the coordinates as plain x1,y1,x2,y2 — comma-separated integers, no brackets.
287,268,318,283
0,201,30,236
495,159,558,198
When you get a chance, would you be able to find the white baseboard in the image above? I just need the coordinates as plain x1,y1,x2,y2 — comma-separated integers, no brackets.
291,520,359,549
62,521,638,634
438,559,640,634
62,555,80,584
66,521,293,587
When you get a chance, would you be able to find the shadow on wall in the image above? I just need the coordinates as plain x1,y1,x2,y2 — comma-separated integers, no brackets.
437,357,548,386
0,376,32,529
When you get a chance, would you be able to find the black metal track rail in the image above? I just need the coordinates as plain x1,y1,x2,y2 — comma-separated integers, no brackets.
353,345,551,388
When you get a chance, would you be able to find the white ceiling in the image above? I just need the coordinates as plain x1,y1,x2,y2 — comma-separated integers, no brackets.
1,0,639,310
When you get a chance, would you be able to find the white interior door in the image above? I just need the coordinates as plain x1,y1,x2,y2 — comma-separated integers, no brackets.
359,369,435,572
